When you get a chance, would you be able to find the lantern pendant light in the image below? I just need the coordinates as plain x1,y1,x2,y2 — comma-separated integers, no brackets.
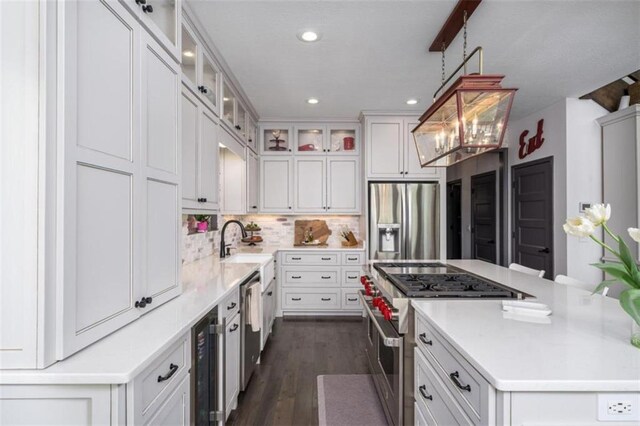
412,10,517,167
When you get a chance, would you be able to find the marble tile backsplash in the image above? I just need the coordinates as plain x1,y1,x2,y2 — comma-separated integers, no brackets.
181,214,361,265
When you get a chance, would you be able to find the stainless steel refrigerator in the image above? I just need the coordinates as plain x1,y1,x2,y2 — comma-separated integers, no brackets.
369,182,440,260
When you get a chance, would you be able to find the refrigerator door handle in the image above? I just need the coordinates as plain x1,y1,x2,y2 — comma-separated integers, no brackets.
400,184,407,259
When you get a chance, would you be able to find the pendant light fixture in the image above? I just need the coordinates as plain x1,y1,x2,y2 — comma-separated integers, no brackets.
412,4,517,167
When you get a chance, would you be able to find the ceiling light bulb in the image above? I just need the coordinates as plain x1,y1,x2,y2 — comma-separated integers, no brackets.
223,97,230,101
183,50,194,58
300,31,319,42
406,99,418,105
307,98,319,104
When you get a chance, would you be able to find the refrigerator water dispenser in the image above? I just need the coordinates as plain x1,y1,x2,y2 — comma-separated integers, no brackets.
378,224,400,253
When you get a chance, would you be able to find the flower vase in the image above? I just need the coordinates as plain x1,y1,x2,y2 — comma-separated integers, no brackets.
632,320,640,349
197,221,208,233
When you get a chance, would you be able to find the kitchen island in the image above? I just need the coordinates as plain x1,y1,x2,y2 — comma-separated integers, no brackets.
412,259,640,425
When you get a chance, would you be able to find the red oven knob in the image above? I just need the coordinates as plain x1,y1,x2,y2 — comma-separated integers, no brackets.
384,309,393,321
372,297,380,307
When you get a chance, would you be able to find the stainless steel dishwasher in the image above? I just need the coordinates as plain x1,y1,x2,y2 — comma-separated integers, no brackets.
239,271,261,391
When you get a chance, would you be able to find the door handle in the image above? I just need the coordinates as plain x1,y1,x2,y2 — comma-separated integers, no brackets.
321,276,331,279
229,323,239,332
157,363,178,383
538,247,550,253
321,257,331,261
227,302,237,310
291,275,302,279
418,333,433,346
449,371,471,392
418,385,433,401
291,297,302,301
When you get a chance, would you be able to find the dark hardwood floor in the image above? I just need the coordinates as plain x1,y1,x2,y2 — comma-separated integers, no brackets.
226,316,369,426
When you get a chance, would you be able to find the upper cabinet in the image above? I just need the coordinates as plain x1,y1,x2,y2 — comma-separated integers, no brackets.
180,21,220,115
365,116,443,180
222,81,236,127
246,118,258,152
260,122,360,156
124,0,181,61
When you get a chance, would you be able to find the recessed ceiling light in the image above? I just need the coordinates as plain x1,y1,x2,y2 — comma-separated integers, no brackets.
183,50,194,58
298,31,320,42
307,98,319,104
406,99,419,105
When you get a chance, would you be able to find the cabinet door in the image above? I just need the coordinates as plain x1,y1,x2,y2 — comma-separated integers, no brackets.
295,125,326,154
136,0,181,62
246,119,258,152
60,0,142,358
327,123,360,155
327,157,360,213
222,80,236,128
180,22,199,94
225,313,241,417
181,87,199,208
141,31,181,307
236,102,247,138
260,158,293,212
199,107,220,210
405,120,443,179
367,118,404,178
199,49,219,114
294,158,326,212
246,150,259,212
146,375,190,426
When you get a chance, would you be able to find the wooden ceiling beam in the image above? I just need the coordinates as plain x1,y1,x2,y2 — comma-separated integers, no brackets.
429,0,483,52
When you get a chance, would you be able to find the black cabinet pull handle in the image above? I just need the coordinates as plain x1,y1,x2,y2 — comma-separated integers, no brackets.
449,371,471,392
135,296,153,308
135,0,146,4
267,291,273,296
248,139,252,142
291,275,302,279
203,87,208,94
538,247,550,253
197,85,203,92
227,302,237,310
291,297,302,301
348,275,358,279
142,4,153,13
288,206,292,209
347,297,358,302
157,363,178,382
291,257,301,260
252,205,257,209
229,323,239,332
348,257,357,261
321,298,331,301
321,276,331,279
321,257,331,261
202,198,207,202
419,333,433,346
419,385,433,401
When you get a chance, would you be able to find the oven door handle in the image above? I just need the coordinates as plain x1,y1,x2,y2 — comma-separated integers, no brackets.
359,291,401,348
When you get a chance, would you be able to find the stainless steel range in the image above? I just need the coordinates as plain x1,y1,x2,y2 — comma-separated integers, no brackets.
359,262,529,426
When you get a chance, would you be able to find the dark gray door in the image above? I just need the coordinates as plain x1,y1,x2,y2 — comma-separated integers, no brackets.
447,180,462,259
471,172,497,263
512,157,553,278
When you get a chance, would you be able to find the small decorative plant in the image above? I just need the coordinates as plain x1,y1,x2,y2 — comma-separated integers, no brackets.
195,215,210,233
563,204,640,347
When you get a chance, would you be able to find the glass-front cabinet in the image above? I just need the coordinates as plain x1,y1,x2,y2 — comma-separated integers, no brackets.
126,0,181,60
181,22,219,114
181,24,198,86
327,123,359,155
261,125,293,154
236,102,246,138
295,125,326,154
200,51,218,110
222,82,236,126
246,119,257,152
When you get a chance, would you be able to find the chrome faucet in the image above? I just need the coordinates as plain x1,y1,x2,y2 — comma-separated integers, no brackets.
219,220,247,258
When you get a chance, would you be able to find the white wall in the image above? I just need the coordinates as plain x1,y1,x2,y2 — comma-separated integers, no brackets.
505,98,606,284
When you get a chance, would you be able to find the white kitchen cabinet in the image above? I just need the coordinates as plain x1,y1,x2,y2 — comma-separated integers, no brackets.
294,158,326,212
221,148,246,214
260,157,293,212
262,279,276,350
222,80,236,130
327,157,360,213
182,84,220,212
294,124,327,154
123,0,181,62
247,149,260,212
225,311,241,418
145,374,190,426
260,124,294,154
180,20,220,115
279,250,365,315
365,115,443,180
246,118,258,153
327,123,360,155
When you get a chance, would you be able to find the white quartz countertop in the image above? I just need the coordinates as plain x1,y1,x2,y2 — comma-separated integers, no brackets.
0,257,259,385
411,260,640,392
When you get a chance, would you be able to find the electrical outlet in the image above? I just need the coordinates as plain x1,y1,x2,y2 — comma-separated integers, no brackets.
598,393,640,421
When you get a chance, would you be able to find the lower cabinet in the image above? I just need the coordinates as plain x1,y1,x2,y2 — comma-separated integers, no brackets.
279,250,365,315
145,375,190,426
225,311,241,418
262,279,276,350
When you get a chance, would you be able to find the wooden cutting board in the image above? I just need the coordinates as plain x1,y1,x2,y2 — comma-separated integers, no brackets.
294,220,332,246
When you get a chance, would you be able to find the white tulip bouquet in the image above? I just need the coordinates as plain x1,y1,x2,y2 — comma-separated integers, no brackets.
563,204,640,347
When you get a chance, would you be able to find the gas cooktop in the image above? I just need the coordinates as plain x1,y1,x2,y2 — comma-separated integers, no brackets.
373,262,525,298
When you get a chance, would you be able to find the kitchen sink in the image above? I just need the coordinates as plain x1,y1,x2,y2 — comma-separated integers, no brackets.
222,254,275,292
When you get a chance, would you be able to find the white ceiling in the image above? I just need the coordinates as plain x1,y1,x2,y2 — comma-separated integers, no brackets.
189,0,640,121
